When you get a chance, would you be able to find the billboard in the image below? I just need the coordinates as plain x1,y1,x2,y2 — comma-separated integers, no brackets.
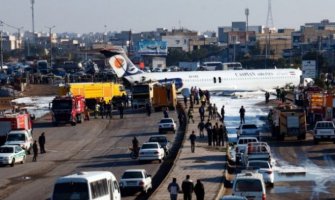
138,40,167,56
302,60,316,79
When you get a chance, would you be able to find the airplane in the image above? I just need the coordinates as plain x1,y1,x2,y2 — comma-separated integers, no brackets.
100,48,306,93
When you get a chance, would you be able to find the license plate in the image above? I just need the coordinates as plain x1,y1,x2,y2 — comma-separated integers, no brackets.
127,181,137,186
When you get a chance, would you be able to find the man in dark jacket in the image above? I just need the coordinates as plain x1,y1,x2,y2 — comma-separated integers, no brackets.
194,179,205,200
32,140,38,162
182,175,194,200
38,132,46,154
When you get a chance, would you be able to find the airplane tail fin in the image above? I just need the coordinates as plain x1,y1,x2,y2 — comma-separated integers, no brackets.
100,48,143,78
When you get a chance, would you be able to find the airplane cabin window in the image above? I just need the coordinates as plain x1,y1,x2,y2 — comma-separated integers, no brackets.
213,77,216,83
219,77,221,83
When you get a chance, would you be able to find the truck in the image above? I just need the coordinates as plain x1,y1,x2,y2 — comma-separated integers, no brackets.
131,83,154,109
0,111,33,146
152,83,177,111
241,142,272,166
50,95,86,126
270,105,307,140
59,82,126,110
312,121,335,144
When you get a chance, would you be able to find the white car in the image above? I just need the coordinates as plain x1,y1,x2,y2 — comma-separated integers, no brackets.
119,169,152,194
232,172,266,200
247,160,274,187
5,130,33,154
0,145,26,167
138,142,165,163
158,118,177,134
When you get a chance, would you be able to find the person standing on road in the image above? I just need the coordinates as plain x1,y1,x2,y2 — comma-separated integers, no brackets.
198,105,205,122
163,107,169,118
182,175,194,200
197,120,205,138
118,103,124,119
38,132,46,154
205,119,213,146
239,106,246,124
167,177,180,200
32,140,38,162
194,179,205,200
189,131,196,153
145,101,152,116
220,105,225,122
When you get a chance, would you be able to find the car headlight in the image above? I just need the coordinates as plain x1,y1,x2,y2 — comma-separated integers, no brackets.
119,182,124,187
4,157,10,161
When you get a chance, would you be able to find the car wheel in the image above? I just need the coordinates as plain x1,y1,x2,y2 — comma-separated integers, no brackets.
10,159,15,167
21,156,26,164
269,182,274,187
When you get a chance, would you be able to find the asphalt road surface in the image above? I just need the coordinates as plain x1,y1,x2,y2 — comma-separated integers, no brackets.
0,109,178,200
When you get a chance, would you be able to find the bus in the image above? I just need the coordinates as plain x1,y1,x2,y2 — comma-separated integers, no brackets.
52,171,121,200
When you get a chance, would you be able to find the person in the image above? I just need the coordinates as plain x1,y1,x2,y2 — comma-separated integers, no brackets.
205,119,213,146
118,103,124,119
265,92,270,103
132,136,139,157
163,107,169,118
218,124,224,146
145,101,152,116
182,175,194,200
100,101,105,119
213,104,218,120
239,106,246,124
189,131,196,153
94,102,100,119
167,177,180,200
212,124,218,146
208,104,213,120
105,101,112,119
188,108,194,123
199,105,205,122
197,120,205,138
220,105,225,122
194,179,205,200
38,132,46,154
84,106,90,120
32,140,38,162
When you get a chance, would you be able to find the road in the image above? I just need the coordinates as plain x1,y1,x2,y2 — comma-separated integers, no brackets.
0,109,178,200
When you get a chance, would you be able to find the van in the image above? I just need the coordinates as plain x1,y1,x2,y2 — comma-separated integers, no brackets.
52,171,121,200
5,130,33,154
232,172,266,200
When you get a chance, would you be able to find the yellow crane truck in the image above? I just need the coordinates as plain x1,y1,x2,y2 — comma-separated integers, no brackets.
59,82,126,109
152,83,177,111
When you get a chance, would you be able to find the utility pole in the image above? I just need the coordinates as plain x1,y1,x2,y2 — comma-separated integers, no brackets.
245,8,249,51
46,25,55,67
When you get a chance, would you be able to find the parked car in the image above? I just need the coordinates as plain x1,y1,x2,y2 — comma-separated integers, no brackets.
148,135,171,155
158,118,177,134
247,160,274,187
5,130,33,154
138,142,165,163
119,169,152,194
0,145,26,167
232,172,266,200
312,121,335,144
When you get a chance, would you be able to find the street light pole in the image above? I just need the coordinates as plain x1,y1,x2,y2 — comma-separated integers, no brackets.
45,25,55,67
0,21,3,70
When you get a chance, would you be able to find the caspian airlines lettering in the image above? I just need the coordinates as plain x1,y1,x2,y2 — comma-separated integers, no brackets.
100,48,303,92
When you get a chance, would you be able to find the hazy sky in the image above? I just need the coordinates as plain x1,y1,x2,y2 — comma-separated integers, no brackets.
1,0,334,34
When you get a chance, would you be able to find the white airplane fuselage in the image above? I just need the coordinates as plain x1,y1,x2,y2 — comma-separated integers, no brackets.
124,68,302,92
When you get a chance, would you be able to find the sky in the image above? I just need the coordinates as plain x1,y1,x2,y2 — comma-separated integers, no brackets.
1,0,335,34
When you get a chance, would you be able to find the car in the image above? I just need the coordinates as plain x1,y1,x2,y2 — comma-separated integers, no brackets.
0,145,26,167
5,130,33,154
158,118,177,134
236,124,260,139
119,169,152,194
138,142,165,163
148,135,171,155
235,136,259,164
312,121,335,144
232,172,266,200
247,160,274,187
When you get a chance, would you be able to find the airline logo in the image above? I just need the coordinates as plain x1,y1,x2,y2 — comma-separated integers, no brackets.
109,55,127,78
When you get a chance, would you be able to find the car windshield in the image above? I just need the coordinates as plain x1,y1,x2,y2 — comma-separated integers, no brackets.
7,134,25,141
52,182,89,200
160,119,173,123
0,147,14,153
122,172,143,179
141,144,159,149
235,179,263,192
242,124,257,129
316,123,334,129
248,162,270,169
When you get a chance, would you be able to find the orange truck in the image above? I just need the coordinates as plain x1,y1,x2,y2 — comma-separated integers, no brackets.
152,83,177,111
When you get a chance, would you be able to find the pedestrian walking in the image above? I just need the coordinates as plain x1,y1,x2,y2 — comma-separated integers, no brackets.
220,105,225,122
212,124,218,146
163,107,169,118
118,103,124,119
199,105,205,121
205,119,213,146
188,108,194,123
194,179,205,200
239,106,246,124
100,101,105,119
189,131,196,153
32,140,38,162
105,101,112,119
218,124,224,146
197,120,205,138
265,92,270,103
208,104,213,120
145,101,152,116
182,175,194,200
167,177,180,200
38,132,46,154
213,104,218,120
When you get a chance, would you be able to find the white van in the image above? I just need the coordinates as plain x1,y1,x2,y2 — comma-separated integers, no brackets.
232,172,266,200
5,130,33,154
52,171,121,200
